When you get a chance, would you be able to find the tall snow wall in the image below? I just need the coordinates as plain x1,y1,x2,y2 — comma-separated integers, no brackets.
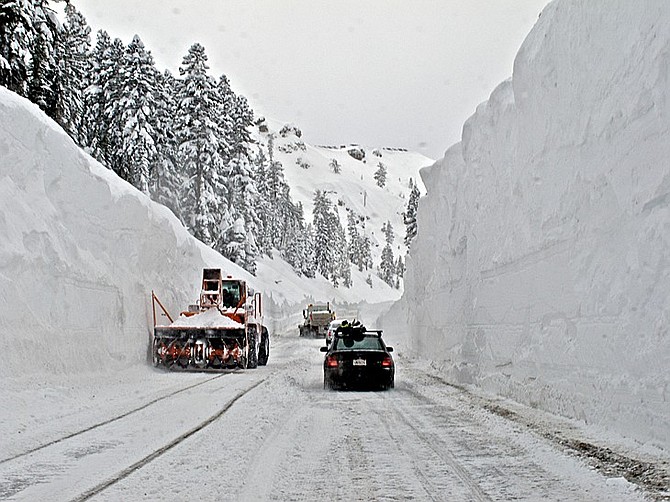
384,0,670,451
0,88,252,379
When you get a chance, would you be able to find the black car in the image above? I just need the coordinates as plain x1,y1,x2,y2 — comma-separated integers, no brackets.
320,325,395,390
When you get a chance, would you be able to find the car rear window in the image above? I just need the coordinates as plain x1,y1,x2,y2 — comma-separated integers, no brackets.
333,336,383,351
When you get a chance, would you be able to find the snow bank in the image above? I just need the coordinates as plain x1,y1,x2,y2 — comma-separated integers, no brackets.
0,89,245,378
384,0,670,451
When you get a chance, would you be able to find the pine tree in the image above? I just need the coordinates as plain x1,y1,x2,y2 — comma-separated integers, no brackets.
85,33,125,171
0,0,34,96
221,217,256,273
116,35,160,193
395,255,405,289
396,255,405,278
379,244,395,287
361,235,372,270
53,2,90,143
312,190,336,280
251,146,273,256
286,220,315,278
336,222,352,288
299,223,316,278
329,158,341,174
347,211,361,269
374,161,387,188
83,30,111,157
365,274,373,288
150,69,181,215
378,220,395,287
213,74,235,163
231,93,253,159
404,183,421,248
174,43,227,246
381,220,394,245
28,0,60,116
224,153,260,274
347,210,371,272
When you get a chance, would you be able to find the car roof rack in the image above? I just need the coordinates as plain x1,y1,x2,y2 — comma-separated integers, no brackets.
334,325,383,338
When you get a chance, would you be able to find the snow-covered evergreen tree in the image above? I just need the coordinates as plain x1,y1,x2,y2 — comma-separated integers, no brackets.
381,220,394,245
347,211,361,268
0,0,34,96
312,190,337,280
213,73,235,163
174,43,228,246
254,139,314,275
52,2,90,143
251,146,273,256
28,0,60,116
374,161,387,188
379,244,395,287
360,234,372,271
396,254,405,278
116,35,160,193
330,158,341,174
231,93,253,159
85,32,125,171
298,222,316,278
395,255,405,289
224,153,260,274
150,69,181,214
347,210,372,272
221,217,255,274
378,220,396,287
403,183,421,248
335,221,352,288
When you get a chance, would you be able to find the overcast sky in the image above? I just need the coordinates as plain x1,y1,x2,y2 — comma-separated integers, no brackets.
74,0,548,160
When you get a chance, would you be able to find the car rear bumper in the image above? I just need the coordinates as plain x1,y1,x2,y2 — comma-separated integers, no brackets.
324,367,394,389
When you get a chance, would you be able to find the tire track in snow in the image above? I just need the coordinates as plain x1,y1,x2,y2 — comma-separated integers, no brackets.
368,390,492,502
69,378,267,502
0,373,231,465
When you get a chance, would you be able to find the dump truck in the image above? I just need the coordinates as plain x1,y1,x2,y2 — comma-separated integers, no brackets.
151,268,270,370
299,303,335,338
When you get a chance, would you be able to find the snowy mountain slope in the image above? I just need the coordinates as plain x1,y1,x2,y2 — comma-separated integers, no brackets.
383,0,670,451
254,118,432,264
0,87,404,379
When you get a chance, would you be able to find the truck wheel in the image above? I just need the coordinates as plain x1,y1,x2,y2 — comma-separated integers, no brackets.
246,328,258,369
258,328,270,366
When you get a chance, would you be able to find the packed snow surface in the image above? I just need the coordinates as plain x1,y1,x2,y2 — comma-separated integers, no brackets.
384,0,670,451
167,308,245,329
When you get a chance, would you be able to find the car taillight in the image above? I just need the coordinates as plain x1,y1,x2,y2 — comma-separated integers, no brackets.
381,356,393,367
326,356,338,368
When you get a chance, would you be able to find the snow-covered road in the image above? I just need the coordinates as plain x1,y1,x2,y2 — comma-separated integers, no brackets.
0,334,659,501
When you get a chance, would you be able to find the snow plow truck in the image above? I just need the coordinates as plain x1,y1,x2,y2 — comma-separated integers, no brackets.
299,303,335,338
151,268,270,370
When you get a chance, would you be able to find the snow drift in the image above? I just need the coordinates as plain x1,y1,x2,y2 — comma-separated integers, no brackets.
384,0,670,451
